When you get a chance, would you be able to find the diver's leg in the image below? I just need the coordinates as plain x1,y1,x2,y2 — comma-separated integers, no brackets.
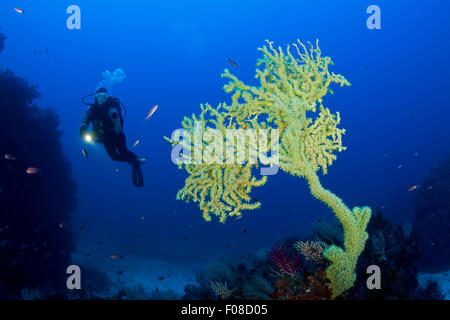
116,133,138,165
115,133,144,187
103,139,122,162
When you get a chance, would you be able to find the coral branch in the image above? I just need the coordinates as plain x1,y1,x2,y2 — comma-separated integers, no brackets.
294,240,328,263
268,246,302,278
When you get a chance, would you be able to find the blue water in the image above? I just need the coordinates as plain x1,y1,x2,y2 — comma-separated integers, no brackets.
1,0,449,265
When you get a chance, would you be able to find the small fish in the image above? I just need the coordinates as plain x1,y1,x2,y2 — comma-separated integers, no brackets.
408,185,419,192
227,57,238,68
81,148,88,159
59,223,65,229
235,215,243,221
242,228,248,234
145,105,158,120
398,165,402,169
132,139,140,148
4,154,16,161
157,276,165,281
381,205,386,209
110,254,123,259
26,167,42,175
14,8,24,14
115,168,119,173
414,152,419,156
426,185,433,190
139,216,145,220
117,270,124,275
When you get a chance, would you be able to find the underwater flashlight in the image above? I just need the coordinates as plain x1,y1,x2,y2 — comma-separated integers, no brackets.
84,134,93,143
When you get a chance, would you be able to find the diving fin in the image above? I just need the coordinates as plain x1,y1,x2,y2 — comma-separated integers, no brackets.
132,163,144,188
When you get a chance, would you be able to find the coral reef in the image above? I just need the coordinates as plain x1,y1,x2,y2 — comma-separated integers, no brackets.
184,212,443,300
413,155,450,272
0,69,77,296
183,237,332,300
271,268,332,300
169,39,372,297
183,253,275,300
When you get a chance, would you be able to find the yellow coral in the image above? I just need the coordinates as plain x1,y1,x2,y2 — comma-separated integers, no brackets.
322,206,371,297
166,103,266,223
304,168,371,297
168,39,371,297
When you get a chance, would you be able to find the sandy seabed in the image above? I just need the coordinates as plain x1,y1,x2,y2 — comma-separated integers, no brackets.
418,271,450,300
72,250,203,299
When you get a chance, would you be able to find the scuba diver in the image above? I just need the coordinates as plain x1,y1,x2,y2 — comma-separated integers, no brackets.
80,87,145,187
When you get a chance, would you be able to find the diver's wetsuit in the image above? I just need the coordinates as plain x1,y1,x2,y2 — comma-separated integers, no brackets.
103,132,137,164
81,96,138,165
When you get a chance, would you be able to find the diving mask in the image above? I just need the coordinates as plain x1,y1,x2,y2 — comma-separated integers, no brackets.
95,92,108,105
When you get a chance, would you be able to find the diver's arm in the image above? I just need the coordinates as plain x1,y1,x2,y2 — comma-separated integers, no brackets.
80,108,92,137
